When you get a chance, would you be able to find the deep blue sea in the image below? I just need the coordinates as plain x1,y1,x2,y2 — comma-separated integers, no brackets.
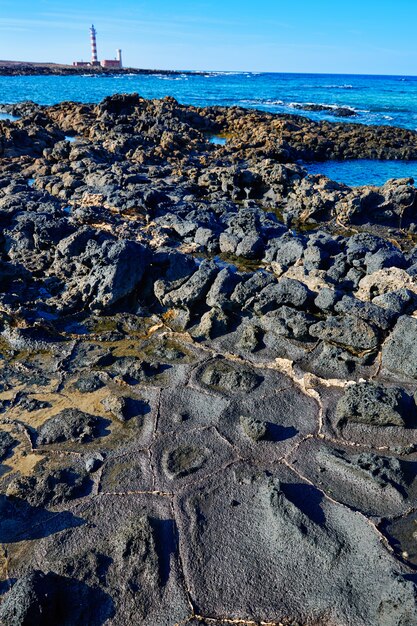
2,71,417,186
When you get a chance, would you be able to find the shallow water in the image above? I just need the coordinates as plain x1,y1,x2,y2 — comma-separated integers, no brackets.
306,160,417,187
209,136,227,145
0,112,18,121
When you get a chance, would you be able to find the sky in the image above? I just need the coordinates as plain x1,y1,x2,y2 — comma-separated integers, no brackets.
0,0,417,74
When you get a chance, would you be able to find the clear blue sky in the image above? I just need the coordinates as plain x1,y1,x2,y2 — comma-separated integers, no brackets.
1,0,416,74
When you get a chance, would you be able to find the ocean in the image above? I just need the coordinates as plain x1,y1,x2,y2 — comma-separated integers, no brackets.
2,71,417,186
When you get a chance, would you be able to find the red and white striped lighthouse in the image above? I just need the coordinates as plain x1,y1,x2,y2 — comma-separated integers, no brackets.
90,24,98,65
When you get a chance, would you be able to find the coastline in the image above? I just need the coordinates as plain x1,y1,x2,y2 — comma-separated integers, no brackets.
0,93,416,624
1,72,417,132
0,61,200,76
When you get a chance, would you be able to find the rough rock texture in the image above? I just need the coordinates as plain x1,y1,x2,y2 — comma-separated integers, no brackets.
0,94,417,625
37,409,105,445
336,382,415,427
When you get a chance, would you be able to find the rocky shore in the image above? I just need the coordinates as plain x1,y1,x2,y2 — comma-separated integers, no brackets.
0,61,196,77
0,94,417,625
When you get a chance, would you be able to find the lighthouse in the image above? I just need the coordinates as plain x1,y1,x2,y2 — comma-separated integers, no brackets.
90,24,99,66
73,25,123,69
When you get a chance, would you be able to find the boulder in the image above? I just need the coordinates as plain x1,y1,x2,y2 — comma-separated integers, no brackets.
0,431,17,462
309,315,379,352
206,267,241,310
160,259,218,307
382,316,417,378
336,382,415,427
37,409,103,445
240,415,267,441
254,278,311,314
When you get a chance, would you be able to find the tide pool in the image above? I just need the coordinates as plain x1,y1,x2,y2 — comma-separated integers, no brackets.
306,159,417,187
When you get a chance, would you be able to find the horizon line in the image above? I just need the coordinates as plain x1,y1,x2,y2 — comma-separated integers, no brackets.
0,61,416,79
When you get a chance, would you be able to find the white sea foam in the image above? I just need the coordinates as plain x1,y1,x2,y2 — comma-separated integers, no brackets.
239,99,285,107
286,101,358,114
322,84,354,89
155,76,184,81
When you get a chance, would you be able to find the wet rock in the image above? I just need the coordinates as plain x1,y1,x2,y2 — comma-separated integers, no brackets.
336,382,415,427
0,100,42,117
292,103,357,117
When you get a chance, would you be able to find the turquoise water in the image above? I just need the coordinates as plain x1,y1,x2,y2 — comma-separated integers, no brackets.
1,72,417,129
3,72,417,185
306,160,417,187
0,112,18,121
209,136,227,145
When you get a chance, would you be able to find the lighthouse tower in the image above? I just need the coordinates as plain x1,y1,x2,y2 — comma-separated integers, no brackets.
90,24,99,65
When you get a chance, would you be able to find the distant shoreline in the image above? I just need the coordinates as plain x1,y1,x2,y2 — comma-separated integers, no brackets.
0,61,200,77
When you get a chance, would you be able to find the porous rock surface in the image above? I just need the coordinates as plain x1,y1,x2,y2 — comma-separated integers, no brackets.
0,94,416,625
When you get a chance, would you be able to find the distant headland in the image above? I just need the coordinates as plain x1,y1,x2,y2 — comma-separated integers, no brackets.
0,60,192,77
0,24,199,77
